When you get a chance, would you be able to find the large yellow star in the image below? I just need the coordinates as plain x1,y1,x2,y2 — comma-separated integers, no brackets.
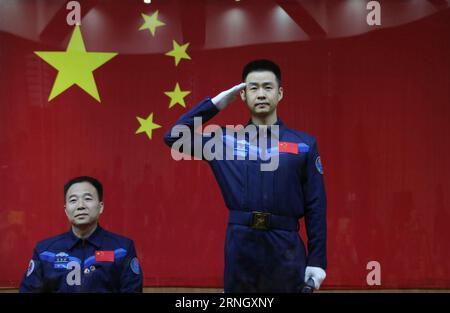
164,83,191,108
165,40,191,66
34,25,118,102
139,11,165,36
136,113,162,140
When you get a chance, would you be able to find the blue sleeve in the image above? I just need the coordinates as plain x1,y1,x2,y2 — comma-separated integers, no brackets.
119,240,143,293
163,97,220,158
302,137,327,269
19,248,45,293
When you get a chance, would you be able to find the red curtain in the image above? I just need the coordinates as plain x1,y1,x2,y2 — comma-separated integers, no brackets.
0,0,449,289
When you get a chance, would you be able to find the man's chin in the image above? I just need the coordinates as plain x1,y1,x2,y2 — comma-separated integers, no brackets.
72,220,92,227
252,109,271,116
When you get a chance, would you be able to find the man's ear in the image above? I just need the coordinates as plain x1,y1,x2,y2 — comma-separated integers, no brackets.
240,89,246,102
99,202,104,215
278,86,284,102
64,205,70,219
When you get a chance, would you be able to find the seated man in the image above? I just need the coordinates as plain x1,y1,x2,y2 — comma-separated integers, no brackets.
20,176,143,292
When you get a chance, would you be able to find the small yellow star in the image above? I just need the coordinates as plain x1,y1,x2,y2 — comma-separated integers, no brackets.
136,113,162,140
164,83,191,108
165,40,191,66
139,11,165,36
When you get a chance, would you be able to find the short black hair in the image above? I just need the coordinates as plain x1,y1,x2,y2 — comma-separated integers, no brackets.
64,176,103,201
242,59,281,86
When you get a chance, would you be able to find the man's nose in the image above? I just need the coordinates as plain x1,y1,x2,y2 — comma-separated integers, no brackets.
76,203,86,210
256,88,266,99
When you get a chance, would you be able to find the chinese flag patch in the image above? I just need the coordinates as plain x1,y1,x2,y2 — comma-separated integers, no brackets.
279,141,298,154
95,250,115,262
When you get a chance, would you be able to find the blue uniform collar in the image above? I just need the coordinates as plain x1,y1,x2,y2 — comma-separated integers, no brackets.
67,225,104,250
245,118,286,142
245,117,284,127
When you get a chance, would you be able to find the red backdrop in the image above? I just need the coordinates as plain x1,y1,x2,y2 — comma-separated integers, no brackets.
1,0,449,289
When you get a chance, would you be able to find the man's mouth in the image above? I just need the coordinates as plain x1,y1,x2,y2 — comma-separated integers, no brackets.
75,213,88,218
255,103,269,107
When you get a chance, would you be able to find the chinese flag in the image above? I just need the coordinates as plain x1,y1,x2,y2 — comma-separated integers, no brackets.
279,142,298,154
95,251,115,262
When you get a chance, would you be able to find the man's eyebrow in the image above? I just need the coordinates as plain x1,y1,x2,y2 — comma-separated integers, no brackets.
247,82,275,86
68,192,93,198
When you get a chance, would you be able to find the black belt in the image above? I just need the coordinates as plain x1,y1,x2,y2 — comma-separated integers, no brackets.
228,210,299,231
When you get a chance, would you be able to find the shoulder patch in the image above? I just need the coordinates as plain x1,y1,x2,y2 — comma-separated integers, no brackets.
315,156,323,174
26,260,35,277
130,257,140,275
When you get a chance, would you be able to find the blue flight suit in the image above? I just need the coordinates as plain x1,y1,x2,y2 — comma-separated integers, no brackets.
164,98,327,293
19,225,143,292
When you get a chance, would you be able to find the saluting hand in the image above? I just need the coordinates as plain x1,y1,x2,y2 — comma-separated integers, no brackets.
212,83,247,111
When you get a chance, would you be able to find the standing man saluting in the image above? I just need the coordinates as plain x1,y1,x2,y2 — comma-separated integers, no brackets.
164,59,327,292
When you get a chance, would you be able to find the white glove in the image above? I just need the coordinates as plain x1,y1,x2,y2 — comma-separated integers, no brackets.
211,83,246,110
304,266,326,290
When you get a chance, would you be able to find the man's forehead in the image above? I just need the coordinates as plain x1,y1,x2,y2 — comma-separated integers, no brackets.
245,71,277,83
67,182,97,196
